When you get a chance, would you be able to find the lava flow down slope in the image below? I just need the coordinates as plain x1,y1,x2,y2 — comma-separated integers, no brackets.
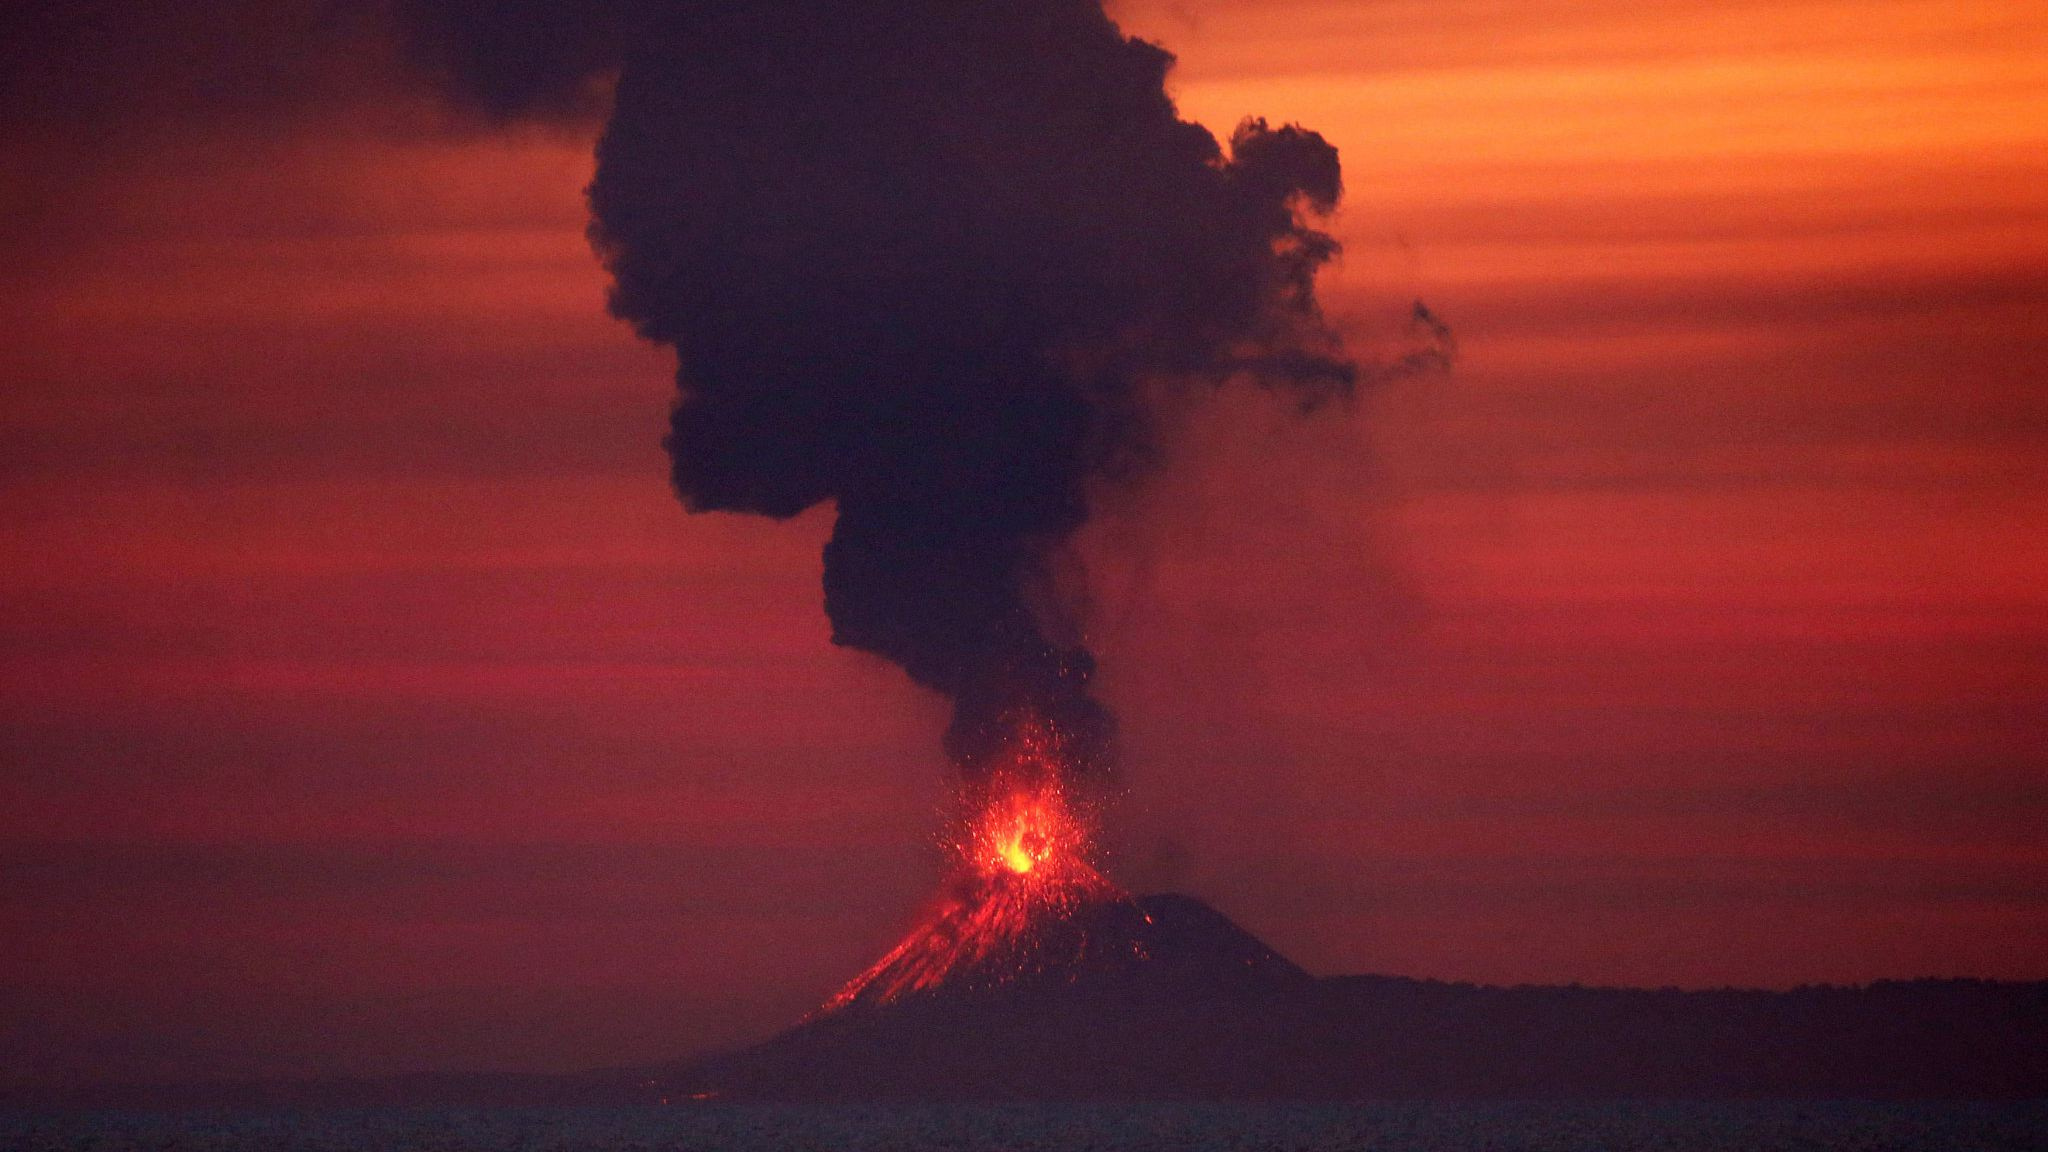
823,718,1142,1013
671,718,1326,1099
675,891,1324,1101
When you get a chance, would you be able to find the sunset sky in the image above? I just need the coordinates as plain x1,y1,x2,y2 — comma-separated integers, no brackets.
3,0,2046,1086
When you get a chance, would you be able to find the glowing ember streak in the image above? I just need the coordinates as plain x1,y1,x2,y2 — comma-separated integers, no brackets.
817,714,1128,1014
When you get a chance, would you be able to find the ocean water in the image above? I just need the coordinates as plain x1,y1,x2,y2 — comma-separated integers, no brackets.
4,1102,2046,1152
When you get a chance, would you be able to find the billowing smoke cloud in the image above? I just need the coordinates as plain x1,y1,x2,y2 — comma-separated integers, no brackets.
401,0,1364,781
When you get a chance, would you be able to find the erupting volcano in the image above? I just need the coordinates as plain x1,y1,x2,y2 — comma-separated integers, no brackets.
824,716,1129,1013
399,0,1444,1022
529,0,1412,1017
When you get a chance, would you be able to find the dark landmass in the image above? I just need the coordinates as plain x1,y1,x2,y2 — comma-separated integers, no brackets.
13,894,2045,1109
673,894,2048,1101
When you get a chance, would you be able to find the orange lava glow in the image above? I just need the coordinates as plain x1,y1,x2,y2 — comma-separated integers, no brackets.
973,782,1087,879
999,836,1036,875
818,716,1125,1013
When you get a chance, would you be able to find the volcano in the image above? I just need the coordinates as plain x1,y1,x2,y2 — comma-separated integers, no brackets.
30,893,2046,1108
672,892,1327,1100
652,893,2048,1101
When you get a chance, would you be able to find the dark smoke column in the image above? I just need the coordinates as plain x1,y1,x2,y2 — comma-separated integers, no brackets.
408,0,1353,782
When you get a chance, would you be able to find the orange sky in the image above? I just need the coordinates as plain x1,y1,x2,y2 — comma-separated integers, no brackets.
3,0,2046,1085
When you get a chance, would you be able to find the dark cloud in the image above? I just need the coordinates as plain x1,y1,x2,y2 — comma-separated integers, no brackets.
2,0,1385,784
406,0,1360,781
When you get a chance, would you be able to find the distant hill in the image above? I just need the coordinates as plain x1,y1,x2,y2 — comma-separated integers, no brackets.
15,894,2045,1108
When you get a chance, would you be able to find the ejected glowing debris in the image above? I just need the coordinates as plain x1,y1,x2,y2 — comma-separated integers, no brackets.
820,715,1129,1014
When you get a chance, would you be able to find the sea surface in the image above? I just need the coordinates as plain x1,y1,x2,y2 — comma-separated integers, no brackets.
4,1102,2046,1151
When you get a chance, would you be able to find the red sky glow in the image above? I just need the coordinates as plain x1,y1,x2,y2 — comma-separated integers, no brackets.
2,0,2045,1086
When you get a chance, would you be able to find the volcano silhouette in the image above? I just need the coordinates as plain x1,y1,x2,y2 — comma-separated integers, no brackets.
657,892,2048,1101
674,893,1328,1099
824,886,1311,1011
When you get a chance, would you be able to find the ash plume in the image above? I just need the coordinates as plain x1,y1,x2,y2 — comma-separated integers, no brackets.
401,0,1362,780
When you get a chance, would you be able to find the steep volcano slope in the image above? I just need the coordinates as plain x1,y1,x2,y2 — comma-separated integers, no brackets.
673,893,1324,1099
827,890,1315,1011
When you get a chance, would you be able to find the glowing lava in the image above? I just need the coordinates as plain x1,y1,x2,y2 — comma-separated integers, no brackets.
974,782,1085,880
818,716,1127,1014
999,835,1036,875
